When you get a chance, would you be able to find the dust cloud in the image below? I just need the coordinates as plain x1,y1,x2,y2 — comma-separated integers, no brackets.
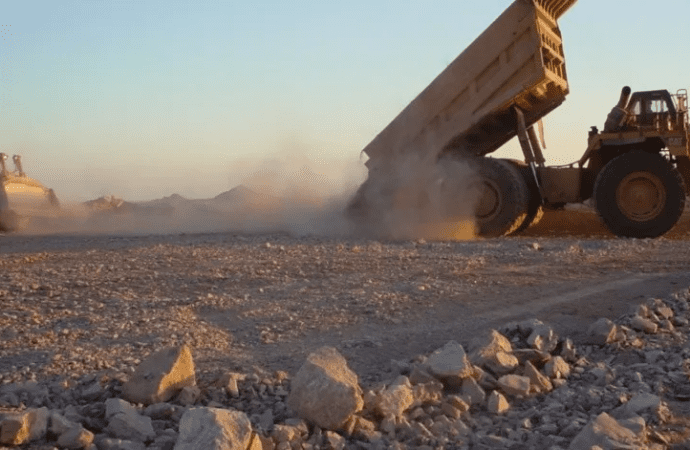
12,157,365,237
8,153,481,240
348,152,481,241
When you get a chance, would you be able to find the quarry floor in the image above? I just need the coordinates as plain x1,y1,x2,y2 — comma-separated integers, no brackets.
1,208,689,386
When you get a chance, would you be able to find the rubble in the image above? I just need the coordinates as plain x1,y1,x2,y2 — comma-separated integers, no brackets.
0,234,690,449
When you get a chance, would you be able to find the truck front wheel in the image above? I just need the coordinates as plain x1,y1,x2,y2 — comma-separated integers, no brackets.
593,151,685,238
472,158,530,237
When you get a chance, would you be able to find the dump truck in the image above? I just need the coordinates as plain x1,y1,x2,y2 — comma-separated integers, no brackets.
349,0,690,238
0,153,60,232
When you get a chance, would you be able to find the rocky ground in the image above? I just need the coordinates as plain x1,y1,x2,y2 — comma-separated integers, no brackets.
1,208,690,449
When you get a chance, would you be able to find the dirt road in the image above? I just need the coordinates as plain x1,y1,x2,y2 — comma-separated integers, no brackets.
1,208,689,386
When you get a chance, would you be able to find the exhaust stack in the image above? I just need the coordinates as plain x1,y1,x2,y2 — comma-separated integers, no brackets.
604,86,632,132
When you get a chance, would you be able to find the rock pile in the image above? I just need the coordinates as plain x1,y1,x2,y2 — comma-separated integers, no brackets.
2,288,690,449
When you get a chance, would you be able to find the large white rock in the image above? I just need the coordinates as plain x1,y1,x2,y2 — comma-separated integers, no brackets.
425,341,474,383
0,408,49,446
0,410,30,446
487,391,510,414
497,375,531,397
123,345,196,405
105,398,156,442
613,393,662,419
56,426,95,449
461,377,486,406
569,413,643,450
469,330,512,364
584,318,618,346
544,356,571,379
287,346,363,430
374,376,414,418
523,361,553,394
174,407,252,450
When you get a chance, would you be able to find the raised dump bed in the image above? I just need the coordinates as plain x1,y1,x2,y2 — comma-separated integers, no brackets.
363,0,577,170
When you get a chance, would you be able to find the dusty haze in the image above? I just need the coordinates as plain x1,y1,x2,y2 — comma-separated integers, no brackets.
9,154,482,241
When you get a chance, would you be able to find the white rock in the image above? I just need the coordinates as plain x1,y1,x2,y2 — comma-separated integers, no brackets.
544,356,571,379
56,426,95,449
177,385,201,406
105,398,156,442
287,346,363,430
487,391,510,414
614,393,662,419
122,345,196,405
411,379,444,405
584,318,618,346
523,361,553,393
497,374,531,397
324,430,346,450
469,330,512,365
461,377,486,406
425,341,474,382
630,316,658,334
525,322,558,352
174,407,252,450
49,411,79,436
0,411,29,446
569,412,642,450
375,376,414,418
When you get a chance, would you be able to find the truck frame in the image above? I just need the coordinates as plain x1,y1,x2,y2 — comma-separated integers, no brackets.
350,0,690,238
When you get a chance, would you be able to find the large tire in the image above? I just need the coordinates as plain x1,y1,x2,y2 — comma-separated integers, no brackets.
472,158,530,237
593,151,686,238
0,209,20,232
503,159,544,233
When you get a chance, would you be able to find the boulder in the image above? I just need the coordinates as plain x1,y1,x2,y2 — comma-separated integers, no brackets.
412,380,444,405
584,318,618,346
461,377,486,406
630,316,658,334
569,412,643,450
0,407,49,445
497,374,531,397
174,407,252,450
469,330,513,366
177,385,201,406
613,393,662,419
544,356,571,379
0,410,30,445
50,410,79,436
122,345,196,405
487,391,509,414
424,341,474,384
105,398,156,442
56,426,95,449
523,361,553,393
374,376,414,418
287,346,363,430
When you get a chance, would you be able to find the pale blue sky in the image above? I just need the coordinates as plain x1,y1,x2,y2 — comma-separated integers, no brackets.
2,0,689,200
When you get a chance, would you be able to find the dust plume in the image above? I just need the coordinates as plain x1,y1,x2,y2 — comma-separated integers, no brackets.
347,151,481,241
7,151,481,241
12,156,368,237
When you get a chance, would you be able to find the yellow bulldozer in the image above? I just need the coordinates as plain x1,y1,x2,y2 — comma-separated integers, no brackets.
0,153,59,232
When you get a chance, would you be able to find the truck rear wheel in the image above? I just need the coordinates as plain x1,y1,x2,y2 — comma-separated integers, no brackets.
502,159,544,233
593,151,686,238
0,209,20,232
473,158,530,237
